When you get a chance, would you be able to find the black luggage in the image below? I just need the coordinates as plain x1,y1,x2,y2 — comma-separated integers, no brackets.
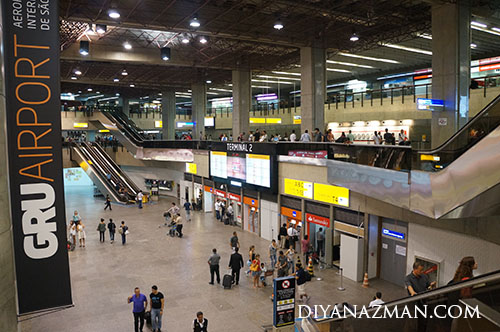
222,274,232,289
224,217,230,225
145,311,152,325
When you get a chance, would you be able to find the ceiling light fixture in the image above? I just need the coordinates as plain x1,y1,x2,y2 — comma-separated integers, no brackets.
251,79,294,84
96,24,107,34
337,52,399,64
416,33,432,40
113,78,119,82
71,76,77,80
130,84,135,88
121,70,128,76
87,88,93,91
86,24,94,35
271,71,301,76
79,40,89,56
470,43,477,48
74,70,82,75
471,25,500,36
199,36,208,44
161,47,171,61
274,20,284,30
181,37,190,44
108,9,120,19
123,42,132,50
350,33,359,42
326,60,374,69
492,27,500,33
255,75,301,81
381,43,432,55
206,80,212,84
189,16,201,28
471,21,487,28
326,68,351,73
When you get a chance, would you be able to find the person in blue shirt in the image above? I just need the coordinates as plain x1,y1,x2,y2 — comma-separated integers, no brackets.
128,287,148,332
184,200,192,221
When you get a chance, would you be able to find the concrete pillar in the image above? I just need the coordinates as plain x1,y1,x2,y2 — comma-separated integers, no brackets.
122,97,130,117
300,47,326,133
191,83,207,140
431,2,470,148
325,205,334,267
232,70,251,137
161,90,176,140
0,66,18,332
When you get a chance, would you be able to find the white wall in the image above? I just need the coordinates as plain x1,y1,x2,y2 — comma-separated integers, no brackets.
407,223,500,287
260,200,279,241
121,165,184,198
340,234,364,282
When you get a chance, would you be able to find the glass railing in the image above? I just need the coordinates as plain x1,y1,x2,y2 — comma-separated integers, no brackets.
309,269,500,332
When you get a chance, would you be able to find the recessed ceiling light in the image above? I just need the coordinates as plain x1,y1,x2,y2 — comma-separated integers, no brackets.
108,9,120,19
350,33,359,42
123,42,132,50
96,24,107,34
130,84,135,88
492,27,500,33
199,36,208,44
79,40,89,56
271,71,301,76
113,78,119,82
381,43,432,55
71,76,77,80
255,75,301,81
121,70,128,76
74,70,82,75
96,91,100,94
87,88,93,91
326,60,374,69
274,20,284,30
78,90,82,93
116,93,120,96
181,37,190,44
86,24,94,35
326,68,351,73
206,80,212,84
337,52,400,64
470,43,477,48
161,47,170,61
189,17,201,28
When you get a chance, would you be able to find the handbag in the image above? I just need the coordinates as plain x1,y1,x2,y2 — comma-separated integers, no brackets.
125,229,130,235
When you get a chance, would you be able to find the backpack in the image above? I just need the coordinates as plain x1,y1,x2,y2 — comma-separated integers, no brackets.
305,271,312,282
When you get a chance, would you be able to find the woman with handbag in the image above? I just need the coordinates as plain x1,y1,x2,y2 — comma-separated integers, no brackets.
245,246,256,276
251,254,262,289
119,221,129,245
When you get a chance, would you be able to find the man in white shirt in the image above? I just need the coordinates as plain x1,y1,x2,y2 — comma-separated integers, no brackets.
300,130,311,142
289,130,297,142
214,200,221,220
259,130,268,142
369,292,385,308
287,225,299,250
136,190,144,209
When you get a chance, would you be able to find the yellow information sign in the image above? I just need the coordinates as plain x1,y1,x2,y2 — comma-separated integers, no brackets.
249,118,266,124
284,178,313,199
314,183,349,207
154,120,163,128
185,163,197,174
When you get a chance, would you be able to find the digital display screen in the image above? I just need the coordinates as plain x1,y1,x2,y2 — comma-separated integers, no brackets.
210,151,227,179
417,98,444,111
246,154,271,188
227,156,246,180
204,117,215,127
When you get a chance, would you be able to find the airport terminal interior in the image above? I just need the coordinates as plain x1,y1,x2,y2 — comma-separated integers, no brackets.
2,0,500,332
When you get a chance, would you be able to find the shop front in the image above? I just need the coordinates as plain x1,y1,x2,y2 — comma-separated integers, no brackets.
228,192,242,226
243,196,259,234
193,177,203,211
203,185,214,213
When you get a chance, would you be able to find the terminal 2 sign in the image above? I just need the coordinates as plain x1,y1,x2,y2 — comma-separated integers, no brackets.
2,0,72,314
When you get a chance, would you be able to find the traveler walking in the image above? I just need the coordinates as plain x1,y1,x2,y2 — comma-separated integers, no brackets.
174,214,183,237
149,285,164,332
184,200,192,221
289,130,297,142
97,218,106,243
245,245,256,276
68,220,77,246
226,203,234,225
136,190,144,209
313,128,324,142
250,254,262,288
301,235,310,259
77,222,86,247
286,245,296,273
193,311,208,332
72,210,82,224
119,221,129,245
316,228,325,257
230,231,239,251
104,194,112,210
208,248,221,285
277,251,289,277
269,239,278,268
108,218,116,243
294,264,310,303
228,247,244,285
128,287,148,332
279,223,287,248
287,225,299,250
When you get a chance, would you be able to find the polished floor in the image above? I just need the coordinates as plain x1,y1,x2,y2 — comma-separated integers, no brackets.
19,186,406,332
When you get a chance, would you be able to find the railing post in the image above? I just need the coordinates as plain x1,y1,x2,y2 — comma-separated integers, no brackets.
402,87,404,104
361,92,364,107
380,87,383,105
391,88,393,104
352,94,355,108
484,78,487,97
371,91,373,106
413,85,416,103
336,96,338,109
425,84,429,99
344,91,347,109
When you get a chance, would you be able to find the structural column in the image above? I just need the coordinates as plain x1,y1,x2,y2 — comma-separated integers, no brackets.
121,97,130,117
161,90,176,140
300,47,326,133
431,1,471,148
191,83,207,139
232,70,251,137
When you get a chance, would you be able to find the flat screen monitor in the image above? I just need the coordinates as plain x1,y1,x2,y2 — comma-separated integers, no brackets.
204,117,215,127
210,151,227,179
227,156,246,180
246,154,271,188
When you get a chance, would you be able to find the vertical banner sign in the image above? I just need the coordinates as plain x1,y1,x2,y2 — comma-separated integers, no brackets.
273,276,296,327
1,0,72,314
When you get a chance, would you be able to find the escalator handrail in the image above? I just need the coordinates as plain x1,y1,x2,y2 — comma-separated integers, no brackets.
416,93,500,156
101,110,144,146
315,268,500,324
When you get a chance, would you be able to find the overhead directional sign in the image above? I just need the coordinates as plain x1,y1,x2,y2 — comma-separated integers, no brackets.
284,178,313,199
314,183,350,207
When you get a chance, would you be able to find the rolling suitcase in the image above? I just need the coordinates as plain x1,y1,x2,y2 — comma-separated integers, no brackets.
145,311,152,325
222,272,232,289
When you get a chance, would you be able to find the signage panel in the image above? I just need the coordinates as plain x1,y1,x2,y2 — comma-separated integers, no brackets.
382,228,405,240
417,98,444,111
154,120,163,128
305,213,330,228
228,193,241,202
204,185,214,193
243,196,259,207
281,207,302,219
273,276,296,327
185,162,197,174
284,178,313,199
2,0,72,313
314,183,349,207
214,189,227,198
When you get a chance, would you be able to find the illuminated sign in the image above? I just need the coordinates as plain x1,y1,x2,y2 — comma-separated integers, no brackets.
250,118,266,124
177,122,194,128
305,213,330,228
417,98,444,111
293,115,302,124
313,183,349,207
420,155,440,162
185,163,197,174
266,118,282,124
228,193,241,202
204,117,215,127
73,122,88,128
154,120,163,128
284,178,313,199
382,228,405,240
215,189,226,198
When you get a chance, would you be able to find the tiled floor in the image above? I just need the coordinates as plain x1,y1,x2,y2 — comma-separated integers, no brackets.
19,186,406,332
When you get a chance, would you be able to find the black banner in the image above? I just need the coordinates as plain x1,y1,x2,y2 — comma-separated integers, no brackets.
273,276,296,327
1,0,72,314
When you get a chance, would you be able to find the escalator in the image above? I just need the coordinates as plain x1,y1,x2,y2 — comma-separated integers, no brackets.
305,269,500,332
71,141,140,203
327,94,500,219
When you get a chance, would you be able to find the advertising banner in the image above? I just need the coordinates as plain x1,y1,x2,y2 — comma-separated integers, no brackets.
2,0,72,314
